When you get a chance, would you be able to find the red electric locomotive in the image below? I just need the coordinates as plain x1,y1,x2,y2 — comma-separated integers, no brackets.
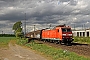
41,25,74,45
26,24,74,45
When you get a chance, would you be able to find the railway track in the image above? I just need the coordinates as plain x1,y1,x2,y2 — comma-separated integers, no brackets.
35,40,90,57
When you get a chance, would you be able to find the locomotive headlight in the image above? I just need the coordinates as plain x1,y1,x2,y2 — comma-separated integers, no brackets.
68,34,72,36
62,34,66,36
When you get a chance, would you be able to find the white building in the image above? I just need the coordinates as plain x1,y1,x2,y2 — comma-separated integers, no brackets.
72,29,90,37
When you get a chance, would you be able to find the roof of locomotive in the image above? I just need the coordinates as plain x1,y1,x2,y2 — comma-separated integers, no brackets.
42,24,71,30
54,25,71,29
55,24,66,27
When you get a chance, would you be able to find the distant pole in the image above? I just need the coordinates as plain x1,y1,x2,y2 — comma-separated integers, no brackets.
74,24,75,30
82,25,83,30
2,31,3,34
34,25,35,38
2,31,3,37
84,24,85,30
24,13,26,37
49,24,51,29
34,25,35,32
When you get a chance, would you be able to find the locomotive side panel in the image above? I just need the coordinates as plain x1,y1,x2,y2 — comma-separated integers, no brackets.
49,29,58,40
42,30,50,39
58,28,63,40
42,29,61,40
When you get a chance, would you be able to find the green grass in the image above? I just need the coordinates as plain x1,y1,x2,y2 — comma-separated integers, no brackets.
0,37,16,48
17,39,90,60
25,42,90,60
16,38,28,45
74,37,90,44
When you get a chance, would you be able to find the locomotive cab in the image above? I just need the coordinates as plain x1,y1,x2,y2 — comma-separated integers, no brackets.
55,25,74,45
61,27,74,45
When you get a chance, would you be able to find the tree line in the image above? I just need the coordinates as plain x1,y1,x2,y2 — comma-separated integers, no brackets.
0,34,15,37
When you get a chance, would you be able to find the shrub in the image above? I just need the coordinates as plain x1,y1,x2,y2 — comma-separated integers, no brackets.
74,37,90,44
16,32,23,38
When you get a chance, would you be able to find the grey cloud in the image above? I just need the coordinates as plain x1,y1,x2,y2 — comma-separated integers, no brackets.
0,11,25,21
59,0,70,2
69,0,77,5
0,0,90,33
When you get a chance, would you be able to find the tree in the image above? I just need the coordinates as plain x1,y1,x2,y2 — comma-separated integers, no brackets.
12,21,23,37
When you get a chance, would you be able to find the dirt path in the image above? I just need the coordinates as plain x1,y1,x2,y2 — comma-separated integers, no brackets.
0,43,47,60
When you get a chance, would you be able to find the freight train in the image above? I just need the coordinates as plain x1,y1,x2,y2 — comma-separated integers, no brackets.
26,24,74,45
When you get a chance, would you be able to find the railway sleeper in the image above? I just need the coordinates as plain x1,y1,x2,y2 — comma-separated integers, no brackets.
64,42,71,46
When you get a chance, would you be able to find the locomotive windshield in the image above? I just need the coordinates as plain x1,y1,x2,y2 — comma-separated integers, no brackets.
62,28,71,32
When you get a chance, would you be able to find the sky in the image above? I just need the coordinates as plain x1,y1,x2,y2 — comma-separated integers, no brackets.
0,0,90,34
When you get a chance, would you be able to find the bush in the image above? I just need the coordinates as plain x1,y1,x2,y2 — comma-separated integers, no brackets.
16,38,28,45
16,32,23,38
74,37,90,44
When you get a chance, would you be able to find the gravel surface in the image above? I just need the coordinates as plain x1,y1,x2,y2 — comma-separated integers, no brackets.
0,43,47,60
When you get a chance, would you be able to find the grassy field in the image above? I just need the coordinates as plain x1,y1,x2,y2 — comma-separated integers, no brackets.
0,37,16,48
17,39,90,60
74,37,90,44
